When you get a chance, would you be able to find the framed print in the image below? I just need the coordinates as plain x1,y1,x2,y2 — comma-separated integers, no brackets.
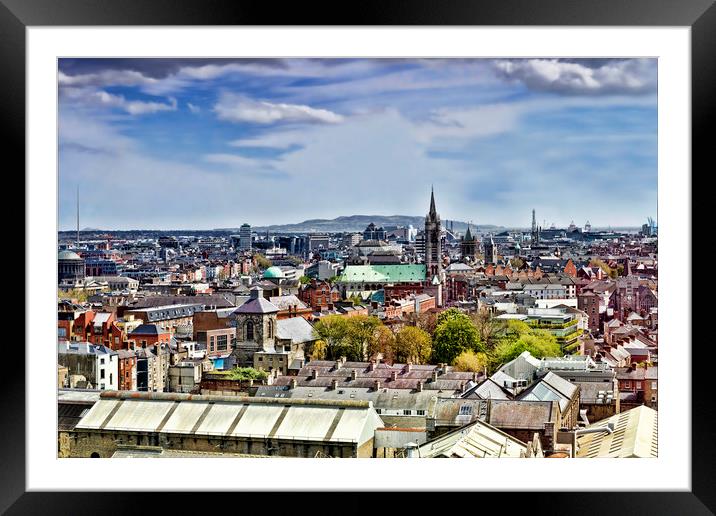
4,0,711,513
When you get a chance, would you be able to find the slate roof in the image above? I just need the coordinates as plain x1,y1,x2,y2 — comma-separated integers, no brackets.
275,317,316,344
269,295,308,311
488,400,557,430
130,323,167,336
234,296,279,314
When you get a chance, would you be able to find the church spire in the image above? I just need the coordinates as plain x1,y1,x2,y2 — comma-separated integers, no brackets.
429,185,436,217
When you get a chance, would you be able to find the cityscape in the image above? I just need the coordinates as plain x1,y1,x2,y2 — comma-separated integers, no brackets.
57,58,657,459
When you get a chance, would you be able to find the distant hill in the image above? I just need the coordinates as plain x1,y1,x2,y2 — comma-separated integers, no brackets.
220,215,503,234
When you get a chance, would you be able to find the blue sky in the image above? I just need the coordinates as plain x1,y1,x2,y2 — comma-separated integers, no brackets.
58,58,657,230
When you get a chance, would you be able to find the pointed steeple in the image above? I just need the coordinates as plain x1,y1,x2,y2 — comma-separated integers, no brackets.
429,185,437,217
464,225,473,241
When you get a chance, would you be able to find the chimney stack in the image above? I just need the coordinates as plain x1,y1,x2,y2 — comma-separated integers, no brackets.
417,381,423,392
374,380,381,391
368,360,376,372
390,370,398,381
431,370,439,382
472,372,479,382
290,378,297,389
350,369,357,380
331,379,338,390
311,369,317,380
334,360,342,371
405,363,412,373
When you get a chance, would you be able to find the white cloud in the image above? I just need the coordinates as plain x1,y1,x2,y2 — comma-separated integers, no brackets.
203,153,278,168
58,70,157,88
187,102,201,114
213,93,344,125
62,87,177,115
492,58,656,95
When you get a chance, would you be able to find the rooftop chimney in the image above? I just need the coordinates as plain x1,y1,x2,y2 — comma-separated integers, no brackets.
290,378,297,389
374,380,381,391
431,370,439,382
334,360,342,371
350,369,357,380
368,360,376,372
417,381,424,392
405,363,412,373
311,369,317,380
390,370,398,381
331,379,338,390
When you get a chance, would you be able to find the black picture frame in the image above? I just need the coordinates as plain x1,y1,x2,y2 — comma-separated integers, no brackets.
4,0,709,513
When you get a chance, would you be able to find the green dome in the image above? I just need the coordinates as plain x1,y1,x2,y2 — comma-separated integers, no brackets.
262,266,286,279
58,250,82,261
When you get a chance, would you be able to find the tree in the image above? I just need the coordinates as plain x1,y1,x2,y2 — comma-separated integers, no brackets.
58,288,88,303
312,314,383,361
491,331,560,369
312,315,349,360
348,293,364,306
453,350,488,373
590,258,614,277
405,310,438,336
436,307,465,327
394,326,432,365
510,257,525,269
343,315,382,361
299,275,311,285
224,367,268,381
432,314,483,364
308,339,327,360
253,253,272,270
469,312,506,351
367,325,396,362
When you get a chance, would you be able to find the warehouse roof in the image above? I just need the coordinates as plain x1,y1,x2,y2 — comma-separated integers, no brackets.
74,391,382,446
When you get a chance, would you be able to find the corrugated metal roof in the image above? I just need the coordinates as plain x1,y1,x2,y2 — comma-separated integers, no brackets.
576,405,657,458
74,392,382,445
417,419,530,458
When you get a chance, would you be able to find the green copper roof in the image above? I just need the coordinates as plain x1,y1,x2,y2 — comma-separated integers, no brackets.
337,264,426,283
262,266,286,279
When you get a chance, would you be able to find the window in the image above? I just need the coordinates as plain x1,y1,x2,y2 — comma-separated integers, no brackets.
403,409,412,415
100,369,105,379
110,373,113,384
652,381,657,390
217,334,228,351
246,321,254,341
416,410,426,416
636,381,642,389
459,405,473,415
100,358,105,365
624,381,631,389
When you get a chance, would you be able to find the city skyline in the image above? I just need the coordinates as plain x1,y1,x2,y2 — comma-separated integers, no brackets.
59,58,657,230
